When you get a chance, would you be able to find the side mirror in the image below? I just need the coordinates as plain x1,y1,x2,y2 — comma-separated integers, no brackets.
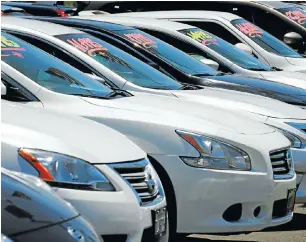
284,32,304,51
1,82,7,96
199,59,220,71
235,43,253,56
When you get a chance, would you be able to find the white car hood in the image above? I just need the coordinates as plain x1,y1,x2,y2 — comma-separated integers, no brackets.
82,93,274,135
259,71,306,88
172,88,306,120
1,101,145,163
285,57,306,69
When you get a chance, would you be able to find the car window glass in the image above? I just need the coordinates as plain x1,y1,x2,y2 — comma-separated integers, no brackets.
231,19,303,58
56,33,183,90
182,21,241,45
142,29,234,73
11,33,95,74
179,28,270,71
1,32,113,97
79,29,178,80
277,7,306,29
112,28,218,76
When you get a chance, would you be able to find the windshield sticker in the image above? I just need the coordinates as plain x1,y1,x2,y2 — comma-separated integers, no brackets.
65,37,131,69
66,37,108,57
123,33,157,49
235,22,263,38
285,10,306,25
1,36,25,58
184,30,218,46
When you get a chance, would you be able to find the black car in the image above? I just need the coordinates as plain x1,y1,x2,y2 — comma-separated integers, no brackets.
1,168,102,242
24,17,306,107
83,1,306,54
2,1,75,17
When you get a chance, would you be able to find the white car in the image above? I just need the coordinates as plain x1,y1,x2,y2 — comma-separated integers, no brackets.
1,30,297,235
84,14,306,89
1,100,168,242
2,18,306,204
115,11,306,72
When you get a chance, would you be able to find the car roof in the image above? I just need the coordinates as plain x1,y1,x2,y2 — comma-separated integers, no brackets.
251,1,298,9
34,16,136,31
113,10,241,22
74,15,197,31
1,16,83,35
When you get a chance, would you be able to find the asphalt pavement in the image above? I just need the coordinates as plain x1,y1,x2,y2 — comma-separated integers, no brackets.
179,205,306,242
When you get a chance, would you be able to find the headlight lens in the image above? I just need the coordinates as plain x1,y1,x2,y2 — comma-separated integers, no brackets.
176,130,251,170
19,148,115,191
269,126,302,148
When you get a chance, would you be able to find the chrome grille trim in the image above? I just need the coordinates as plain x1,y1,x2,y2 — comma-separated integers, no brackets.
270,148,294,180
108,159,164,206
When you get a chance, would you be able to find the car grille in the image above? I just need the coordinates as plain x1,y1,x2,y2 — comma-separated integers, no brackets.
270,149,293,179
109,159,160,205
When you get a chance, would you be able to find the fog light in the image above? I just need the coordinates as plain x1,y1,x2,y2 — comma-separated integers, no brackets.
253,206,261,218
222,203,242,222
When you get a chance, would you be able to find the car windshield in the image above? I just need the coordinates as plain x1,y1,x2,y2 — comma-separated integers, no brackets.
1,32,113,97
231,19,303,58
113,29,218,76
277,7,306,29
179,28,271,71
56,33,183,90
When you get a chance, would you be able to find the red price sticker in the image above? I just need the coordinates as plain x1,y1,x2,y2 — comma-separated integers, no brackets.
236,22,263,38
285,10,306,25
124,33,157,49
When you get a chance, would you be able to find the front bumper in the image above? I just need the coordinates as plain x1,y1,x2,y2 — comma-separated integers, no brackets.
151,154,296,234
52,164,168,242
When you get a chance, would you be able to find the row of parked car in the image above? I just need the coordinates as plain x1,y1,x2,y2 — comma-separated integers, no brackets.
1,1,306,242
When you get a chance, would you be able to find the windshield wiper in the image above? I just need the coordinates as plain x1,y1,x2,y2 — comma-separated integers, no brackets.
149,86,171,90
247,67,267,71
179,84,202,90
192,73,216,77
72,94,109,99
270,66,283,71
105,89,133,99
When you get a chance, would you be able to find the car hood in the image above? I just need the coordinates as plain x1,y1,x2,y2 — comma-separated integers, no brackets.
172,87,306,120
1,168,78,236
82,92,274,135
258,71,306,89
1,101,145,163
285,57,306,68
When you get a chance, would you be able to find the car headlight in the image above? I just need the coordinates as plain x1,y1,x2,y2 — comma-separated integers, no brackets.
268,126,302,148
176,130,251,170
19,148,115,191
